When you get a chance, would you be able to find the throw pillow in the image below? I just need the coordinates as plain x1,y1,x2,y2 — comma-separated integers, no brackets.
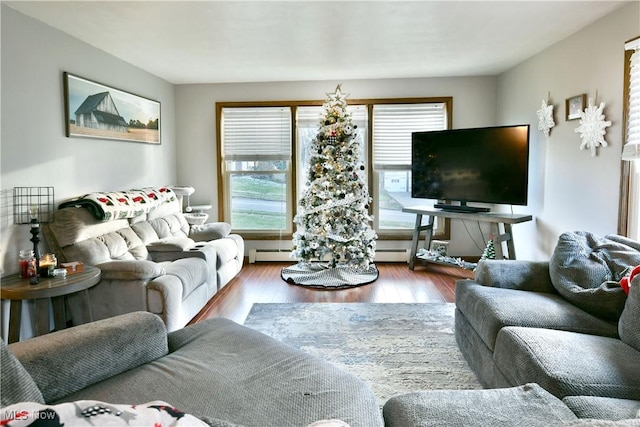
0,340,44,406
619,274,640,352
549,231,640,321
1,400,209,427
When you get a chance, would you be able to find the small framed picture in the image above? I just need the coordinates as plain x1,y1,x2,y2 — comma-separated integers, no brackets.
429,240,450,257
565,94,586,121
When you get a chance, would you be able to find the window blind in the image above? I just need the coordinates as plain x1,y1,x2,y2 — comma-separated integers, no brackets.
623,38,640,160
372,103,446,169
222,107,292,161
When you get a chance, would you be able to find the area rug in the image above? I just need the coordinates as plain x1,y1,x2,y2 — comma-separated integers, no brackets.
243,303,482,405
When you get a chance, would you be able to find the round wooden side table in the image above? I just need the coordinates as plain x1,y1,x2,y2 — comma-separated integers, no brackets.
1,265,101,343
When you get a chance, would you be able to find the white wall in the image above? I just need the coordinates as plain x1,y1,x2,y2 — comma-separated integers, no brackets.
0,5,177,339
496,1,640,260
176,77,499,256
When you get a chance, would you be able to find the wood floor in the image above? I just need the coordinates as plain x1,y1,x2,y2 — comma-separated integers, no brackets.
189,261,474,325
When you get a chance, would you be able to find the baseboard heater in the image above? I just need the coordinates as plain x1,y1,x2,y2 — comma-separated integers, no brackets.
248,248,410,264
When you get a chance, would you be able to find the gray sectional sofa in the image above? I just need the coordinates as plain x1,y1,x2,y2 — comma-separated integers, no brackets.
2,311,383,427
448,232,640,421
382,232,640,426
454,232,640,400
43,187,244,332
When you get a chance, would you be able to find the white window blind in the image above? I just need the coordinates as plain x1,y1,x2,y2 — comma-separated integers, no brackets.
222,107,292,161
623,39,640,160
625,38,640,240
373,103,447,169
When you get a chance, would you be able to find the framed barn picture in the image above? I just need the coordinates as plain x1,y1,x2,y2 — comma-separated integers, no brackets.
64,72,161,144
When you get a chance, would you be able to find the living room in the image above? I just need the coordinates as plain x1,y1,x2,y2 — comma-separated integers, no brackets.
1,2,640,425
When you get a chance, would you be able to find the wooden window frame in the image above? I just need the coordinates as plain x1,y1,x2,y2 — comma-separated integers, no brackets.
215,97,453,241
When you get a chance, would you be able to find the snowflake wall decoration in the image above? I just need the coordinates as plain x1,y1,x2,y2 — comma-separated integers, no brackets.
574,98,611,157
536,99,555,136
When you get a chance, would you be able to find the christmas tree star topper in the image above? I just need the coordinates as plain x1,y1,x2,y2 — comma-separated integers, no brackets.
327,84,349,102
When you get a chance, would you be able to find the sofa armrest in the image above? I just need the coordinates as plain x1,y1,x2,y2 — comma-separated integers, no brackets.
189,222,232,241
474,260,557,293
8,312,168,404
96,260,165,281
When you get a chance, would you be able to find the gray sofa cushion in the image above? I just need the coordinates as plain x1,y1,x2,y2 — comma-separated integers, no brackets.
494,326,640,400
455,280,618,351
190,222,232,241
57,318,383,427
549,231,640,321
474,260,555,293
10,312,168,403
382,383,577,427
619,275,640,351
562,396,640,420
1,339,44,406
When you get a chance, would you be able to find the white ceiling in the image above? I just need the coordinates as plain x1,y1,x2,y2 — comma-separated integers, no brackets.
5,1,630,85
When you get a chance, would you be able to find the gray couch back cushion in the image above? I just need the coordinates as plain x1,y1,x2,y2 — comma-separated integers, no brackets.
549,231,640,321
10,312,168,403
1,339,44,406
619,275,640,352
45,207,149,264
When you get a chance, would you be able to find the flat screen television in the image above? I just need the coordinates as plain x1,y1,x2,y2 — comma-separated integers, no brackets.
411,124,530,213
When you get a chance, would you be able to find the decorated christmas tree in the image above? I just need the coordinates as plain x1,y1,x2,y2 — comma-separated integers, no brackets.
480,238,496,260
291,85,377,270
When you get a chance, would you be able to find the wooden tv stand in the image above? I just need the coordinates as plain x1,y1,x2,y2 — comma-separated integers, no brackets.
401,206,533,270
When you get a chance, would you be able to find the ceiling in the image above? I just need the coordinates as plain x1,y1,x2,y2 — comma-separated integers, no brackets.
5,1,631,85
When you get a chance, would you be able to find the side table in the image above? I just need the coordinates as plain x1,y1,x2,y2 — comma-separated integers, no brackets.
1,265,101,343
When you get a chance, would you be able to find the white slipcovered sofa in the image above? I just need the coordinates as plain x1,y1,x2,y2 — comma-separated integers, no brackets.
43,187,244,331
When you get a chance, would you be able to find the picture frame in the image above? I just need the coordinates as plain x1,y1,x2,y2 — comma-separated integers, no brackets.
565,94,586,121
64,72,161,144
429,240,450,257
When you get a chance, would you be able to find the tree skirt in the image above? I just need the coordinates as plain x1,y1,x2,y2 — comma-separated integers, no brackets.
281,262,379,289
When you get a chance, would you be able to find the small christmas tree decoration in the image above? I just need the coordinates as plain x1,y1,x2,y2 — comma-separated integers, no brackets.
480,239,496,261
285,85,378,288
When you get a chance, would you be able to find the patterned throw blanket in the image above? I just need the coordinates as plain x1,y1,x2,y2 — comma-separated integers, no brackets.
58,187,177,221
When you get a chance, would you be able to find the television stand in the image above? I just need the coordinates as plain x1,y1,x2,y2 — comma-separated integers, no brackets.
401,205,533,270
434,203,490,213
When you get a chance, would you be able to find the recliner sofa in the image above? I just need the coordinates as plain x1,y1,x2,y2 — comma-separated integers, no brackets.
44,187,244,331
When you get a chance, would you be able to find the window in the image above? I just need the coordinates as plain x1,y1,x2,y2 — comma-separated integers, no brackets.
620,37,640,240
372,103,449,235
220,106,292,233
217,97,452,238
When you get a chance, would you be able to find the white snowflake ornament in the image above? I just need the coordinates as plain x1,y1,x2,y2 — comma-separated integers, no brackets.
536,99,555,137
575,98,611,157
